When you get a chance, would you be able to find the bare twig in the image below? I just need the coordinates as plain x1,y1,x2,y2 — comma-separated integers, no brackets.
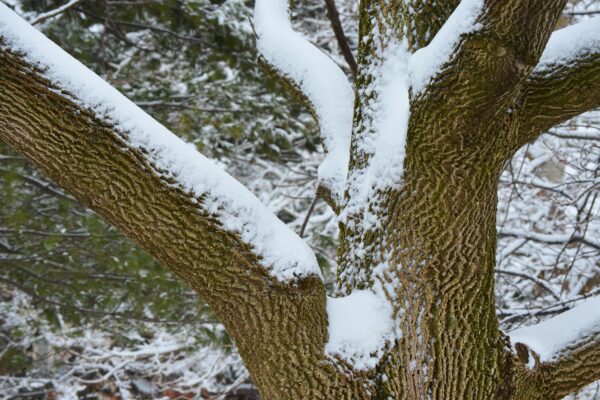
324,0,357,76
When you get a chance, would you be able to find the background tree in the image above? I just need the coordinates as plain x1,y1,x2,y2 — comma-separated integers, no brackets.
1,0,600,399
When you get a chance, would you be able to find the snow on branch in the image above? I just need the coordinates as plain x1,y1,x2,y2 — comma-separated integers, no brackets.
253,0,353,207
0,3,320,282
517,18,600,141
510,295,600,366
408,0,484,94
325,290,393,370
534,17,600,73
498,227,600,250
29,0,83,26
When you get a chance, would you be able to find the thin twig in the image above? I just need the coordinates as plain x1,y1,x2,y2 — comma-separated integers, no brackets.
300,196,319,238
324,0,357,76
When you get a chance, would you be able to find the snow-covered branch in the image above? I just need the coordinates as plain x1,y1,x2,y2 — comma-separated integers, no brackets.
253,0,353,209
0,9,339,376
406,0,566,150
498,227,600,250
0,9,341,390
0,3,319,284
509,295,600,398
29,0,83,26
408,0,484,94
517,18,600,144
401,0,462,51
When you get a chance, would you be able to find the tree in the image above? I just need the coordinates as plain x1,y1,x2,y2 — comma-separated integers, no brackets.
1,1,599,399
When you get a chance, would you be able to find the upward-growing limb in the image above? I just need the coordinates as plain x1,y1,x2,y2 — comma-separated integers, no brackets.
503,17,600,400
337,0,600,399
254,0,354,211
4,0,600,398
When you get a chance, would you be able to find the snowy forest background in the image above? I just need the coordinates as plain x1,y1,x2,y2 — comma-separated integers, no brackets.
0,0,599,398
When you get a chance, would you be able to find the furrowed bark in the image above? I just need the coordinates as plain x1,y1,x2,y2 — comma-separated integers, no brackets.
3,0,600,398
351,0,460,62
409,0,567,144
402,0,462,50
539,334,600,399
0,45,363,400
338,1,598,399
341,0,568,294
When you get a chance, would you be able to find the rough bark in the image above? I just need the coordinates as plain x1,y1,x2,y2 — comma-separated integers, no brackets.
508,327,600,400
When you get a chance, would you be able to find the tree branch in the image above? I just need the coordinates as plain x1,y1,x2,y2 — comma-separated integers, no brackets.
0,7,334,396
409,0,567,134
498,227,600,250
30,0,83,26
516,18,600,145
253,0,353,210
323,0,357,76
509,296,600,399
402,0,461,50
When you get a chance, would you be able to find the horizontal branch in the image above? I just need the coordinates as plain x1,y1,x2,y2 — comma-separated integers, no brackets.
509,295,600,398
516,18,600,145
546,128,600,141
253,0,353,209
498,227,600,250
495,268,560,300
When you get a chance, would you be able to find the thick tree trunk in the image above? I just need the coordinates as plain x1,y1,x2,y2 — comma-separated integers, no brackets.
373,148,509,399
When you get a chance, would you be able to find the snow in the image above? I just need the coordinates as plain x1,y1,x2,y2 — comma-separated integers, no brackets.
0,290,248,398
0,3,321,282
409,0,484,93
325,290,394,370
253,0,354,204
510,295,600,363
536,17,600,71
342,40,411,230
499,227,600,250
7,0,599,377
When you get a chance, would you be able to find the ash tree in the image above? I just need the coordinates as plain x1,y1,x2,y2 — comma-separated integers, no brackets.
1,1,600,399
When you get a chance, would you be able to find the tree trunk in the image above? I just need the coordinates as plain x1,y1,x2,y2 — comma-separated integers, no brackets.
370,146,509,399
